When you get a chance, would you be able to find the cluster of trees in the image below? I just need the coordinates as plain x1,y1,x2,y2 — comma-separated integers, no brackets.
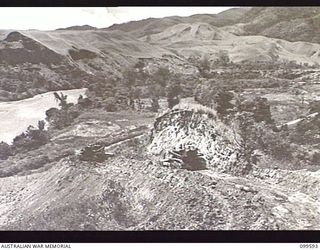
85,61,185,113
12,121,50,154
193,52,314,80
193,81,303,171
232,111,293,170
194,81,236,117
0,120,50,160
0,61,183,162
189,52,232,78
45,92,83,130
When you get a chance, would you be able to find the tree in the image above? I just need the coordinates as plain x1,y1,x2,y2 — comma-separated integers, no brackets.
309,100,320,114
130,87,142,110
38,120,45,131
194,82,235,117
166,82,182,109
198,56,210,78
215,51,230,66
213,88,234,116
232,112,264,174
122,68,138,88
231,108,294,166
151,97,160,112
104,97,118,112
53,92,68,109
194,83,213,106
114,85,130,108
153,67,170,88
148,85,162,112
45,104,80,130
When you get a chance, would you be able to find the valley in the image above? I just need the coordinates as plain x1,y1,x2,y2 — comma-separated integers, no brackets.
0,7,319,230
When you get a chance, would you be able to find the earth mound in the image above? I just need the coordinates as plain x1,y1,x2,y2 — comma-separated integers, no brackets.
148,104,247,175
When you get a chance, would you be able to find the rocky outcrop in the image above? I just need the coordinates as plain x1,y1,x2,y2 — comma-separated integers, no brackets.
148,104,247,174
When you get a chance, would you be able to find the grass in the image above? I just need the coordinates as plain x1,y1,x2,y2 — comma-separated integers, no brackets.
172,102,218,118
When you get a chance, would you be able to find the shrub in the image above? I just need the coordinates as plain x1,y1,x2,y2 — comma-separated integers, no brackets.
198,56,211,77
153,67,170,88
214,51,230,67
194,82,234,117
46,106,80,130
134,59,145,69
293,113,320,145
237,97,273,124
0,142,12,160
104,97,118,112
309,100,320,114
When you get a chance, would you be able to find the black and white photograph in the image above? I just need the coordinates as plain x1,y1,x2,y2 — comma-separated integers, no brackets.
0,6,319,233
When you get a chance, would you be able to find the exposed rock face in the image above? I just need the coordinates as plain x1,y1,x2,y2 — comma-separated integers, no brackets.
148,104,247,174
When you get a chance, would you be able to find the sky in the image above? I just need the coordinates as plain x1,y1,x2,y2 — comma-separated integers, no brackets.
0,7,233,30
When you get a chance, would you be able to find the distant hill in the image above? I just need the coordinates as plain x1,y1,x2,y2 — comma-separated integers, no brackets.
105,7,252,38
0,29,180,74
235,7,320,43
2,7,320,101
56,25,97,31
141,21,320,66
2,7,319,69
106,7,320,44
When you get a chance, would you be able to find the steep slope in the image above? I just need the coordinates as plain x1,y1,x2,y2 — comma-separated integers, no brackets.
21,29,169,59
0,28,185,73
236,7,320,43
0,31,66,65
20,29,179,76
